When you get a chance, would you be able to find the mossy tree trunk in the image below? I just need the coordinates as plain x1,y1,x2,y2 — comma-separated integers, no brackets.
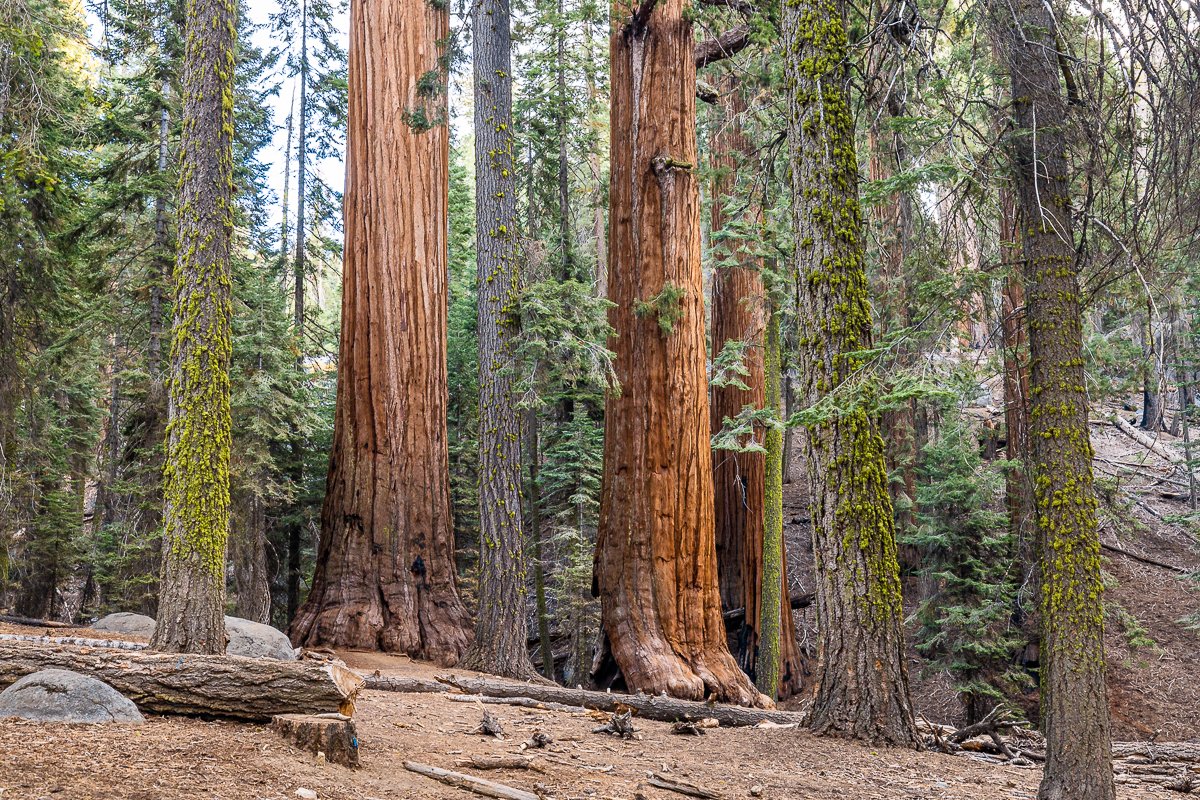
995,0,1114,796
593,0,763,707
783,0,919,745
709,77,803,699
288,0,471,663
460,0,535,680
863,39,919,575
151,0,235,655
756,306,787,698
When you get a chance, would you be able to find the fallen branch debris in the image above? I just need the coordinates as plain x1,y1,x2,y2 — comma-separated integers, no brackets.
1100,542,1189,574
1112,414,1180,463
645,772,722,799
453,755,542,772
403,760,539,800
592,710,639,739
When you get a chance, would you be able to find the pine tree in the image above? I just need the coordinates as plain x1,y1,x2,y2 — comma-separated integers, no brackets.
461,0,536,679
152,0,237,653
910,398,1026,722
994,0,1114,794
783,0,919,744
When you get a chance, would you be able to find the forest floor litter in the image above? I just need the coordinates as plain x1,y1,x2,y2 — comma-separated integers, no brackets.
0,646,1181,800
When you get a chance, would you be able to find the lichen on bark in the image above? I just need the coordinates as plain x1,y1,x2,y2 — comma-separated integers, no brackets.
152,0,236,656
783,0,919,745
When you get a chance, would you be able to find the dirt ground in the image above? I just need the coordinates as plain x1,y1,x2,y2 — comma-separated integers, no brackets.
0,650,1172,800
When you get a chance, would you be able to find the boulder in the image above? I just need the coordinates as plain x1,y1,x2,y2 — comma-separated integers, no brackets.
92,612,156,638
0,669,144,724
92,612,296,660
225,616,297,661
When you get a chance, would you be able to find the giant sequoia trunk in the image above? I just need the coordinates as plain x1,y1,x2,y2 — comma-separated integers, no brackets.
151,0,235,655
593,0,762,707
783,0,918,745
289,0,471,663
460,0,534,679
709,78,802,699
997,0,1114,797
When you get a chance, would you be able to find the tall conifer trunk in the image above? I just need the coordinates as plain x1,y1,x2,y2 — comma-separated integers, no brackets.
593,0,762,706
289,0,471,663
286,0,311,623
864,51,918,572
783,0,918,744
996,0,1114,796
152,0,236,654
709,77,802,699
460,0,534,679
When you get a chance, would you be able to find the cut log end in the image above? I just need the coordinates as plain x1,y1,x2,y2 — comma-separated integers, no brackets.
271,713,361,767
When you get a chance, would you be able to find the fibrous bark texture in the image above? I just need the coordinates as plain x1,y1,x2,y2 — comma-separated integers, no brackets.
783,0,919,745
996,0,1114,797
461,0,534,679
231,493,272,623
594,0,762,707
152,0,235,656
0,640,362,721
708,78,802,699
863,48,918,571
710,76,766,629
289,0,471,663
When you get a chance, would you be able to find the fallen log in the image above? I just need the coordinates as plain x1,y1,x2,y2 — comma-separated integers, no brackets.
372,673,807,728
403,761,538,800
1100,542,1189,574
272,713,360,767
0,633,147,651
0,614,70,629
723,593,815,625
0,639,363,721
1113,742,1200,762
360,675,450,694
1112,414,1180,463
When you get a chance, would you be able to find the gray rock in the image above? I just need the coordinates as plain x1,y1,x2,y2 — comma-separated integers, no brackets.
0,669,144,724
91,612,156,638
92,612,296,660
224,616,297,661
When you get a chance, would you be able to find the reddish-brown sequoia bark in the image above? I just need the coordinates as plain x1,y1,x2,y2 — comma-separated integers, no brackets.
593,0,763,707
288,0,470,663
709,77,803,698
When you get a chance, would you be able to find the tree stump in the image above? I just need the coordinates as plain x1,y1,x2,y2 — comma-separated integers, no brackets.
271,713,360,767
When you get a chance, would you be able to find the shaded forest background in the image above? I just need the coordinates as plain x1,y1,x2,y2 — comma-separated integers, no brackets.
1,0,1198,730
